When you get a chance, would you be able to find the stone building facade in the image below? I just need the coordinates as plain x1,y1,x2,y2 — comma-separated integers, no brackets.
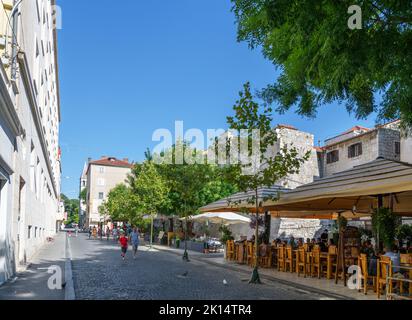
0,0,62,285
228,122,409,242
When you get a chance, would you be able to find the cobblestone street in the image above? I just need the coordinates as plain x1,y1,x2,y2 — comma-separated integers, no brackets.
70,234,333,300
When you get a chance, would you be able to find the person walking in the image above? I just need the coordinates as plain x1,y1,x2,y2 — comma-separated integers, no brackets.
112,227,118,242
129,227,140,259
88,227,92,239
119,230,129,261
106,226,110,241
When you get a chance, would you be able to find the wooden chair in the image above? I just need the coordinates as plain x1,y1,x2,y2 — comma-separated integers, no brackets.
226,240,235,261
311,248,327,279
358,254,376,295
246,242,255,266
259,244,271,268
327,245,338,280
296,248,307,277
400,253,412,265
271,245,278,267
377,256,392,299
285,246,294,273
277,246,286,272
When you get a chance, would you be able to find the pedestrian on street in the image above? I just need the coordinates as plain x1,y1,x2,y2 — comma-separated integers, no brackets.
113,227,118,242
129,227,140,259
106,226,110,241
119,231,129,261
88,227,92,239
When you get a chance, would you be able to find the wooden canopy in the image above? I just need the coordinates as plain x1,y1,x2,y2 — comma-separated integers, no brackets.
200,158,412,219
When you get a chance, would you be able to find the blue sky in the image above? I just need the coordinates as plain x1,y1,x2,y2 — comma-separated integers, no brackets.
58,0,378,198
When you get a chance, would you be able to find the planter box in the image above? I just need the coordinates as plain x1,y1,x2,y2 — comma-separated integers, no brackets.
181,241,205,253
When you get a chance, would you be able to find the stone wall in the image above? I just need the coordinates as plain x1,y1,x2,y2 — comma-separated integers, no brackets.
275,127,320,189
378,129,401,161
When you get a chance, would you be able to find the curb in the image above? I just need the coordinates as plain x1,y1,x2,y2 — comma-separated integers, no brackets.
64,234,76,300
151,245,353,301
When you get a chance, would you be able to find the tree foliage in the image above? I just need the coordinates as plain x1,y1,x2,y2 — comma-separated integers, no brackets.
61,194,79,225
223,82,310,283
103,184,140,225
231,0,412,127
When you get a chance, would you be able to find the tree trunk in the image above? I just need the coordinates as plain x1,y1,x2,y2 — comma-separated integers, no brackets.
250,188,261,284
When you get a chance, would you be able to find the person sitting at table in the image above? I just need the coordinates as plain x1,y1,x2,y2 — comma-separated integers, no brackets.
384,244,401,273
317,238,327,252
361,240,375,258
288,236,297,249
297,238,304,248
321,229,329,244
249,235,256,243
311,238,317,246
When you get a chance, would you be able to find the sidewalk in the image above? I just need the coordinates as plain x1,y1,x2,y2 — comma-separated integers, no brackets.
150,244,379,300
0,232,68,300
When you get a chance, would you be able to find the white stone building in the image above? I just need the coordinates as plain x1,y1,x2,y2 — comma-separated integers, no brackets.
85,157,133,228
224,122,411,241
0,0,62,285
78,161,87,228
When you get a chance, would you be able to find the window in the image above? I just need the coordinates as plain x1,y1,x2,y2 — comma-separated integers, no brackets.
99,167,105,173
35,227,38,238
348,143,363,158
395,142,401,155
98,192,104,200
97,178,105,186
326,150,339,164
28,226,32,239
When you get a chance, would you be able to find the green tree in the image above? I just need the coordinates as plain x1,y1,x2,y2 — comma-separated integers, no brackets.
231,1,412,127
151,142,237,261
224,83,309,283
80,188,87,204
131,161,170,247
104,184,141,225
61,194,80,225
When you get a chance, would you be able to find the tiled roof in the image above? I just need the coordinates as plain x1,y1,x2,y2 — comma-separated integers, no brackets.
342,126,370,135
277,124,298,131
89,157,133,169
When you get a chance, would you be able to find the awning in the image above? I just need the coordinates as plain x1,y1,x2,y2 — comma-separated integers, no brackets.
199,186,289,213
200,158,412,218
187,212,251,225
266,158,412,217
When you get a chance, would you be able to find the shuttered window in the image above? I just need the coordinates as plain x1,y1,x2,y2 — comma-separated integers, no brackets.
348,143,363,158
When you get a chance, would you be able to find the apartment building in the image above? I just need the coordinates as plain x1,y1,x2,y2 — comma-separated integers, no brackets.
0,0,62,285
79,161,87,227
85,157,133,228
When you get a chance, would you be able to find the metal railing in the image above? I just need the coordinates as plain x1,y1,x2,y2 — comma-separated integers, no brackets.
385,265,412,300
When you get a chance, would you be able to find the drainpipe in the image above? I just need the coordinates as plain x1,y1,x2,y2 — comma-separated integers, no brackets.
10,0,23,82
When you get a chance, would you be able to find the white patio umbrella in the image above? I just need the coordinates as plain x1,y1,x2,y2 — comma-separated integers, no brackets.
188,212,251,225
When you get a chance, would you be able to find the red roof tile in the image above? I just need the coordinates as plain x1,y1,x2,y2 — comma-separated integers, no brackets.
277,124,298,130
89,157,134,169
342,126,370,135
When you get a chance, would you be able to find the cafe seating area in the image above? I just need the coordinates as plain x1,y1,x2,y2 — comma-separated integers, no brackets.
225,239,412,300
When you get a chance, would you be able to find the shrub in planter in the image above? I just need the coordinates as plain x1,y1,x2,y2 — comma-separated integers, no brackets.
372,208,398,250
219,225,234,244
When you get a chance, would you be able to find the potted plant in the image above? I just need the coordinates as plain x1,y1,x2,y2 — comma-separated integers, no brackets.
175,236,181,249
